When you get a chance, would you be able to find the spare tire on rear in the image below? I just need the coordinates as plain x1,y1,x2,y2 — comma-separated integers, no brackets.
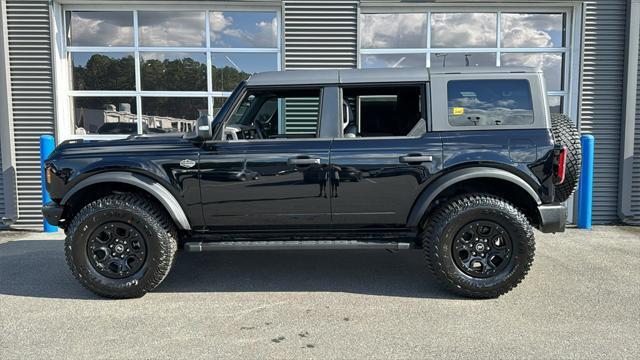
550,113,581,202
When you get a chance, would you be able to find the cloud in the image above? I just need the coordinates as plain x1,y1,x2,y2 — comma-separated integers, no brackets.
212,12,277,48
431,13,497,48
360,14,427,48
70,12,134,46
138,11,206,47
361,12,564,50
501,14,564,48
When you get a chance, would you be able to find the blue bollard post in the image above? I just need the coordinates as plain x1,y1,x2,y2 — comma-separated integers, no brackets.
577,135,594,230
40,135,57,233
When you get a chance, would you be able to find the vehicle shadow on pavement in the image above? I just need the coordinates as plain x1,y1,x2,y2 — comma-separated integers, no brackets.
0,240,457,300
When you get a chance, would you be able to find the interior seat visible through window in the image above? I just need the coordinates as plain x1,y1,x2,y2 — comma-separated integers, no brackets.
341,85,425,138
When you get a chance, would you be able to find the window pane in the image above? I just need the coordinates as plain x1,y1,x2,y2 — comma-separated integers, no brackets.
501,53,564,91
430,53,496,68
67,11,133,46
447,80,534,126
225,89,320,139
71,53,134,90
361,14,428,48
210,11,278,48
138,11,205,47
140,52,207,91
73,97,137,135
548,95,563,114
141,97,206,134
501,13,565,48
212,52,278,91
342,86,424,137
213,97,227,116
431,13,497,48
361,53,426,68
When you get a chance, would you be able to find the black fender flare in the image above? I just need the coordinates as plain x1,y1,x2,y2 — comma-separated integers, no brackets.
406,167,542,228
61,171,191,230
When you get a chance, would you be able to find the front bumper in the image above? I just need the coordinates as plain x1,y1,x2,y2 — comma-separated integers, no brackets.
537,204,567,233
42,201,64,227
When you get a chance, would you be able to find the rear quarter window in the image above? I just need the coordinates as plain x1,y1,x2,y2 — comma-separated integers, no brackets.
447,79,534,127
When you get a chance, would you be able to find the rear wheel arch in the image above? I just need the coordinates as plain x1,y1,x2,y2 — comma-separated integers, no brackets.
408,168,542,229
61,172,191,231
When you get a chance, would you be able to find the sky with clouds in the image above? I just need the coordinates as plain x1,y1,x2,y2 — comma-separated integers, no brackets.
69,10,277,48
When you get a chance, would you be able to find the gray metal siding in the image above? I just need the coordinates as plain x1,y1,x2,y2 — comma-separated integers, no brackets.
631,33,640,224
6,0,55,230
283,0,357,70
283,0,357,134
580,1,627,223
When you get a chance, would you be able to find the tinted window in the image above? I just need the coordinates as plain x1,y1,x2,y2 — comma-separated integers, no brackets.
72,97,137,135
71,52,135,91
342,86,424,137
138,11,206,47
225,89,321,140
67,11,134,47
447,80,534,126
210,11,278,48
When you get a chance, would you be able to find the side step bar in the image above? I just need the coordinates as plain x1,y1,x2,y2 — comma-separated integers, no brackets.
184,240,412,252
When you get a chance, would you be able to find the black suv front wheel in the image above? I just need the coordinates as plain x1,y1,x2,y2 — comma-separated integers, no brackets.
421,194,535,298
65,194,177,298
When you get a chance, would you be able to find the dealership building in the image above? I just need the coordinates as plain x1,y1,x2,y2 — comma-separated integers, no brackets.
0,0,638,229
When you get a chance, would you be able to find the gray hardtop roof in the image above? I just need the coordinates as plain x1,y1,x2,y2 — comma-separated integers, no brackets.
246,66,538,87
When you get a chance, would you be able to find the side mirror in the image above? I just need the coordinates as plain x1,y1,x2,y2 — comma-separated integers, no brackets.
186,115,212,141
196,115,212,139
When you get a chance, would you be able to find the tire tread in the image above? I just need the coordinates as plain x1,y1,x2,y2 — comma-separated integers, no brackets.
65,193,177,299
421,194,535,298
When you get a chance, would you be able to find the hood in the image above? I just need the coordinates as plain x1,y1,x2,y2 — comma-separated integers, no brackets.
49,134,191,159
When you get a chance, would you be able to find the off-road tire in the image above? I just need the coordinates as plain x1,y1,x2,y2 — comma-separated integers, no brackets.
421,194,535,298
65,193,177,298
551,113,581,202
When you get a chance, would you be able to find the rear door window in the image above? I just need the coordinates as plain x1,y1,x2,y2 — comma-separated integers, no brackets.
447,79,534,127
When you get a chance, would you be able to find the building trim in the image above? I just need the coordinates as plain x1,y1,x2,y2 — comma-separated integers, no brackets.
0,0,18,225
618,0,640,221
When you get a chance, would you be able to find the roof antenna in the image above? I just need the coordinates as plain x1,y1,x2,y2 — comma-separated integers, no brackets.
435,53,448,67
465,54,471,67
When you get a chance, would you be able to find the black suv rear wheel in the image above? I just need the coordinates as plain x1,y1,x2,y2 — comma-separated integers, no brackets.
65,194,177,298
421,194,535,298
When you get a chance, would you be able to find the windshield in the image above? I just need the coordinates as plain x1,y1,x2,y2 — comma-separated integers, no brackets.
214,80,247,125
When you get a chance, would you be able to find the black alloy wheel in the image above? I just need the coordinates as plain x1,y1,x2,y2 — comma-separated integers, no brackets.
87,222,147,279
452,221,513,279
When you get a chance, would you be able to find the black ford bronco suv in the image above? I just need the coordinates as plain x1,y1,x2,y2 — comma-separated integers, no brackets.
43,67,581,299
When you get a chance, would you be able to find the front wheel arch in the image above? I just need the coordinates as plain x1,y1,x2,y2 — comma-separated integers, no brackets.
61,172,191,230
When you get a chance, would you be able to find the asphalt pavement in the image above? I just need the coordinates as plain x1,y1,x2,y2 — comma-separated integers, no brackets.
0,226,639,359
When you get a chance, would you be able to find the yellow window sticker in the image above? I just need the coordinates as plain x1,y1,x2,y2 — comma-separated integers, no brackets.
452,107,465,116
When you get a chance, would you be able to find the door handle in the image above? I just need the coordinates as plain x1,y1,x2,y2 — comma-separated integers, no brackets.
399,155,433,164
288,157,321,166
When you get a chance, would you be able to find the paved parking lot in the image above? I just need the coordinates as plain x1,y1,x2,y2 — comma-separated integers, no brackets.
1,226,639,359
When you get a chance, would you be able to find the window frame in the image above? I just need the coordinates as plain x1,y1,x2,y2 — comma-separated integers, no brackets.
337,82,430,139
51,3,283,140
357,3,583,125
